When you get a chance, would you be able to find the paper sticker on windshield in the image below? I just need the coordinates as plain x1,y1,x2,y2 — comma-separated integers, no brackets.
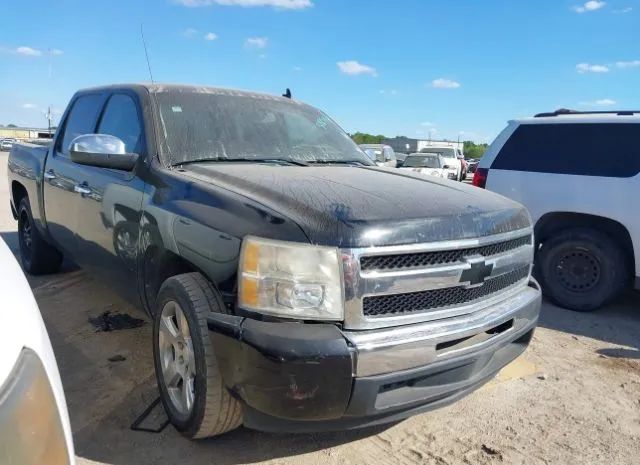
315,116,329,129
171,106,182,113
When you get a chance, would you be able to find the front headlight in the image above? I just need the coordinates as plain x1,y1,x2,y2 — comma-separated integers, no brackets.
238,236,344,320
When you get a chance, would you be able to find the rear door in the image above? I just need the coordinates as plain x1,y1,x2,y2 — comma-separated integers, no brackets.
43,93,106,258
72,91,147,304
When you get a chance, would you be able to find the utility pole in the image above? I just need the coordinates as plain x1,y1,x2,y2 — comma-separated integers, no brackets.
45,106,53,135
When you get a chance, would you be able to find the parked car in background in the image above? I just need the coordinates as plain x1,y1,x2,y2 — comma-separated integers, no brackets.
400,153,457,180
395,152,408,167
0,238,75,465
420,146,462,181
1,138,16,151
9,83,540,439
358,144,397,167
475,109,640,311
467,158,480,174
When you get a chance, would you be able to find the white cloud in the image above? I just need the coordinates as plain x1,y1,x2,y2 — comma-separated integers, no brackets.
613,6,632,12
337,60,378,77
183,27,198,38
22,103,37,109
204,32,218,41
50,48,64,55
173,0,312,9
379,89,398,95
573,1,606,13
615,60,640,69
420,121,435,127
431,78,461,89
576,62,609,73
245,37,268,49
15,46,42,56
581,98,617,106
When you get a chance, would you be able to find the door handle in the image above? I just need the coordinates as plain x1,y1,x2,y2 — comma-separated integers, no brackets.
74,184,91,195
44,170,56,180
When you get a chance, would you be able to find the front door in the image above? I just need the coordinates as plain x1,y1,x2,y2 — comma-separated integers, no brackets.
43,93,106,259
73,92,147,304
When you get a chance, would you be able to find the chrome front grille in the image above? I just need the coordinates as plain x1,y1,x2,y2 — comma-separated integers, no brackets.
360,235,532,272
362,265,530,317
341,228,534,330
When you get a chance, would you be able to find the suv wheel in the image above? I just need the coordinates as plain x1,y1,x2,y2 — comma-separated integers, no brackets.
536,228,629,311
17,197,63,274
153,272,242,439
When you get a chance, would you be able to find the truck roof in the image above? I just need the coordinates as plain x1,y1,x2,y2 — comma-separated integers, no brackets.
77,82,297,103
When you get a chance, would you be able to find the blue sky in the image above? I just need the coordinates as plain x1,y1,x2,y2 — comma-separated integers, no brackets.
1,0,638,143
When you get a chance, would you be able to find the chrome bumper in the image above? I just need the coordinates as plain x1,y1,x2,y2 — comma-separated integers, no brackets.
345,280,541,377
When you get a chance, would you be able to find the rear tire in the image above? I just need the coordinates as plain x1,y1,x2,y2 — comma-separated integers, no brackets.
153,272,242,439
17,197,63,275
536,228,629,311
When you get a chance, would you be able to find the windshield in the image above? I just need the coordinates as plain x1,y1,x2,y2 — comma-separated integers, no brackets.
423,147,456,158
154,91,373,166
403,155,441,168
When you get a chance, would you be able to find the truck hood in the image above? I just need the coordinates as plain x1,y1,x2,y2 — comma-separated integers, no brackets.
182,164,531,248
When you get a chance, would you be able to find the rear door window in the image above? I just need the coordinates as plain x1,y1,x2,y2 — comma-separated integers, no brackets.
492,123,640,177
58,94,103,154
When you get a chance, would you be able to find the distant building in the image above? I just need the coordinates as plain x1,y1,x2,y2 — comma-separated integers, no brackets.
383,136,464,155
0,126,54,140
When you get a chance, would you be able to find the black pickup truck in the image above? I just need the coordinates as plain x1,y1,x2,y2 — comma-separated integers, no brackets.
8,83,541,439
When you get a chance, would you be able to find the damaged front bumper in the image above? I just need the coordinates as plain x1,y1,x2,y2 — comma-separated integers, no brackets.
207,280,541,433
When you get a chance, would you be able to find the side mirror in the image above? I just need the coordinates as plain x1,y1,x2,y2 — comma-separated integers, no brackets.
69,134,139,171
443,165,452,169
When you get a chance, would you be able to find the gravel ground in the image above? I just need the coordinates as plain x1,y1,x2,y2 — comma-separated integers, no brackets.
1,151,639,465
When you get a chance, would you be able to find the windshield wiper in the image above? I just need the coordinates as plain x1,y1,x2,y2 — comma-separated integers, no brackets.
306,160,368,166
173,157,309,167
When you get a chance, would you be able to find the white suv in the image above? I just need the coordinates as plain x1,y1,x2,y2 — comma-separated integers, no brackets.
474,110,640,311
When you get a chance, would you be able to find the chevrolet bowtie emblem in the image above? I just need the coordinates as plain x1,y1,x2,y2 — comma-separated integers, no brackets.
459,257,494,287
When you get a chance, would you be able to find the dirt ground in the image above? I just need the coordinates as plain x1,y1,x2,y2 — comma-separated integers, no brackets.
1,151,639,465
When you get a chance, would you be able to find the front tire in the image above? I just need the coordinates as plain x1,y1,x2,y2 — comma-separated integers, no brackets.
536,228,629,311
17,197,63,275
153,272,242,439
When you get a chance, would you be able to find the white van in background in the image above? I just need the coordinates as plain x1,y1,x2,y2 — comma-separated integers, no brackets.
475,110,640,311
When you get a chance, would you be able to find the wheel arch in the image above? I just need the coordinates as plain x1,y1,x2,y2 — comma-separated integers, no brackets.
534,212,635,281
11,181,28,219
140,245,232,316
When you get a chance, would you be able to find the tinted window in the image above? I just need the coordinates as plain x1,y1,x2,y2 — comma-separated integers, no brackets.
59,94,103,154
97,94,143,153
493,123,640,177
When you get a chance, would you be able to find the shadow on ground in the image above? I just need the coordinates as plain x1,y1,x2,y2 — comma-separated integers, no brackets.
538,291,640,360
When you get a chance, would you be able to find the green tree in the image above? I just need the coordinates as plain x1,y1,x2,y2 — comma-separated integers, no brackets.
6,124,17,128
350,132,385,145
463,140,489,159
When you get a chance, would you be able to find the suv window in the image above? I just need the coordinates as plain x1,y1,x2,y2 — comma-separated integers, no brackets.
97,94,143,153
58,94,103,154
493,123,640,177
